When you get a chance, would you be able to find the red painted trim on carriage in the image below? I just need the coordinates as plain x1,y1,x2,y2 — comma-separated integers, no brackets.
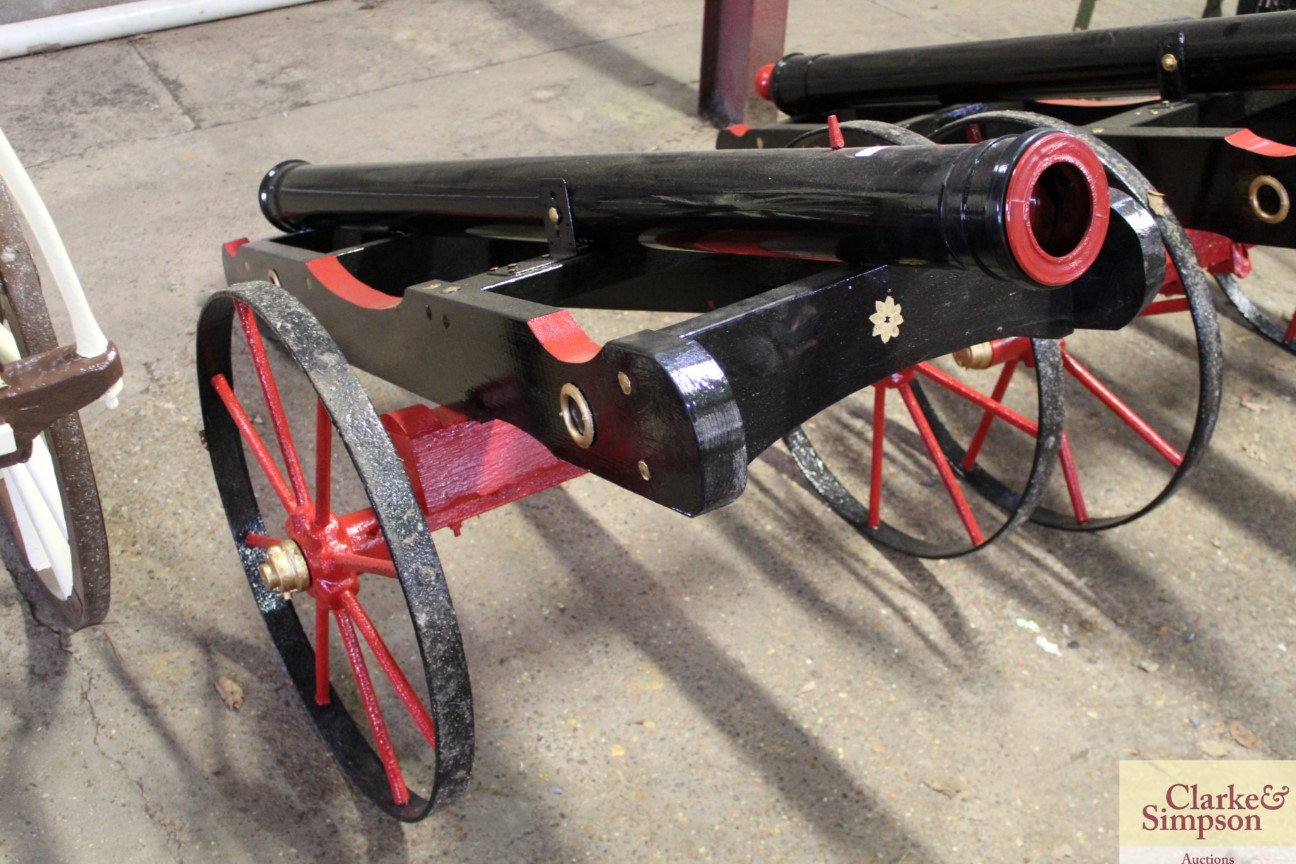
725,123,752,137
1162,230,1253,296
527,310,602,363
826,115,846,149
305,256,401,310
1225,129,1296,157
223,237,249,259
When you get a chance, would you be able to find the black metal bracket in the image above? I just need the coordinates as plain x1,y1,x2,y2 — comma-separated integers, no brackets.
540,178,579,254
1156,31,1188,102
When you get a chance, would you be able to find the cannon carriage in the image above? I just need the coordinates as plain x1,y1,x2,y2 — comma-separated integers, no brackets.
202,122,1175,815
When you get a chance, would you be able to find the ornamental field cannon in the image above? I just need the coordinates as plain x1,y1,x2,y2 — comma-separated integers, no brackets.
201,134,1163,818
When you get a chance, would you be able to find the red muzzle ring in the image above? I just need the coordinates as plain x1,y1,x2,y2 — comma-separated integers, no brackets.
1004,132,1110,287
755,63,775,101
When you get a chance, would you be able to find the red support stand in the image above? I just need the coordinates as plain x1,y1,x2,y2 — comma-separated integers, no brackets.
699,0,788,127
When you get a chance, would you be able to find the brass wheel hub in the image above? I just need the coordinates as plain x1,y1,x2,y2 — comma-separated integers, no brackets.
258,539,312,595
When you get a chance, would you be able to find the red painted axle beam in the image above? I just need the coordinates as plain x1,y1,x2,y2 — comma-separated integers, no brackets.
381,404,587,536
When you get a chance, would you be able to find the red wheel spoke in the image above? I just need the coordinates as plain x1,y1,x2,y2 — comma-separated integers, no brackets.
339,591,438,750
914,360,1039,474
1140,297,1190,317
335,551,398,579
315,602,331,706
211,374,297,510
1057,431,1089,525
1284,308,1296,344
868,385,886,529
236,301,311,507
952,359,1024,471
898,382,985,546
334,603,409,806
1062,351,1183,467
244,532,283,549
315,399,333,528
918,360,1035,435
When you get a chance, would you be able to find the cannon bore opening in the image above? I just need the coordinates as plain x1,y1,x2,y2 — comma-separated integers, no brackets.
1004,132,1109,287
1029,162,1092,258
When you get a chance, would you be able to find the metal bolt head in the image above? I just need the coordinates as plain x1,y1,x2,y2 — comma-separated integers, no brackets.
953,342,994,370
258,540,311,595
547,206,561,224
1160,53,1179,72
637,460,651,481
617,371,632,395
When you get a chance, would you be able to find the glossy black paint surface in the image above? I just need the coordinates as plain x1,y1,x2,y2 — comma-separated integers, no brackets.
723,91,1296,250
767,11,1296,116
258,134,1086,285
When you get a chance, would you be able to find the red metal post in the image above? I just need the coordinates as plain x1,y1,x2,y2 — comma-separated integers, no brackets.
699,0,788,127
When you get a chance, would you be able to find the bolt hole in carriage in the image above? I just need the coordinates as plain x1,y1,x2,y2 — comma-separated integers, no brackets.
199,9,1296,818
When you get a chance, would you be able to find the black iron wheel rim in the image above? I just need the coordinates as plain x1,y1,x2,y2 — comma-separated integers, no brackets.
196,280,474,821
1218,271,1296,355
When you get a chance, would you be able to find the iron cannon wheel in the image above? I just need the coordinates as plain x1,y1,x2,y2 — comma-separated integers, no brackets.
197,281,473,820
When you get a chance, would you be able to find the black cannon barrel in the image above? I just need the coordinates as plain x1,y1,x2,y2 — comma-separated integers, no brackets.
260,130,1109,287
760,11,1296,116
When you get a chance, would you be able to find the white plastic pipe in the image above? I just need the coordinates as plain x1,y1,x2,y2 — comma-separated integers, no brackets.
0,126,108,360
0,0,318,60
4,462,73,596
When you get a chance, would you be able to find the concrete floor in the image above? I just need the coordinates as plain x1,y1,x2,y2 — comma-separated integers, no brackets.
0,1,1293,861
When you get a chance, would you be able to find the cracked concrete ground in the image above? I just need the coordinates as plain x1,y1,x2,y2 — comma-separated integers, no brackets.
0,1,1293,861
